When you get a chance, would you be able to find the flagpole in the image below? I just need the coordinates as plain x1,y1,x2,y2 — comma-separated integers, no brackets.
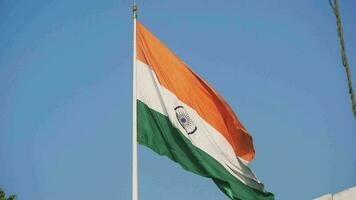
132,2,138,200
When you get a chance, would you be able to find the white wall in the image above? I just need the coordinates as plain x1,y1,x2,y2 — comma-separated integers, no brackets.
314,186,356,200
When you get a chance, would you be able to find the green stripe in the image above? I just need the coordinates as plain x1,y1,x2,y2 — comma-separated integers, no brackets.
137,100,274,200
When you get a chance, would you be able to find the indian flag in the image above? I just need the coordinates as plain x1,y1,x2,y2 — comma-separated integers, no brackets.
135,20,274,200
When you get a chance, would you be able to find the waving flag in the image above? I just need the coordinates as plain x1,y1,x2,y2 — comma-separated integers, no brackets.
135,20,274,200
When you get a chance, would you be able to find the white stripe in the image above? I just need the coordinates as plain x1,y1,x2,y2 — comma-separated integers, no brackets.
136,60,265,191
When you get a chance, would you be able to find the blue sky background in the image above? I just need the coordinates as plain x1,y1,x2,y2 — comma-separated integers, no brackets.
0,0,355,199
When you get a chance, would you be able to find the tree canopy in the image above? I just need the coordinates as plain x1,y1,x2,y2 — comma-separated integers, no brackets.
0,188,16,200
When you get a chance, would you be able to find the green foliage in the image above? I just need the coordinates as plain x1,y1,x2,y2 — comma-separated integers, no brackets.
329,0,356,118
0,188,16,200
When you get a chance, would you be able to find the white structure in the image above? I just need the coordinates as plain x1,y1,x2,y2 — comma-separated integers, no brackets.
314,186,356,200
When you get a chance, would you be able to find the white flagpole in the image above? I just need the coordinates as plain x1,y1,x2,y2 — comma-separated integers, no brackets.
132,2,138,200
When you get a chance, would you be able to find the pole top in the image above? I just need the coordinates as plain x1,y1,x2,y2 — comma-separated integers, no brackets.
133,3,138,19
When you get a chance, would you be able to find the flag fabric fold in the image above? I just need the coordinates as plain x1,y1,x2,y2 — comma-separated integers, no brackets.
135,20,274,200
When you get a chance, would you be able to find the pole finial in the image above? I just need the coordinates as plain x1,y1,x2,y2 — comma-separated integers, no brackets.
133,3,138,19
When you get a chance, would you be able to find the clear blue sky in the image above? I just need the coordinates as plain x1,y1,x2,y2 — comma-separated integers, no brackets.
0,0,355,199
